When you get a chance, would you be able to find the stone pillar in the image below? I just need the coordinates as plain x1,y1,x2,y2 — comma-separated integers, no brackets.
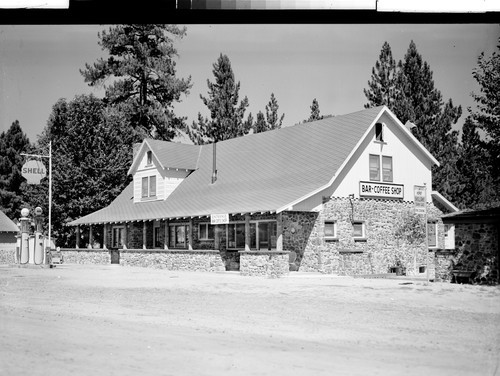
188,218,193,250
88,225,93,249
76,225,80,248
245,214,251,251
164,219,169,250
276,212,283,252
143,221,147,250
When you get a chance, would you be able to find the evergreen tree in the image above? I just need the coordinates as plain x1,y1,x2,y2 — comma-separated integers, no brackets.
364,41,398,108
0,120,31,220
265,93,285,130
253,111,267,134
24,95,134,247
364,41,462,199
80,24,192,141
187,54,251,144
307,98,323,122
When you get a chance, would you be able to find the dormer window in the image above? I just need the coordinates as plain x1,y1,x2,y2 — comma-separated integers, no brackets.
375,123,384,142
146,151,153,166
142,175,157,199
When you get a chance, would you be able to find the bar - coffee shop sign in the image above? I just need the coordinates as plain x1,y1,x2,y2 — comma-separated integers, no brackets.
359,181,404,199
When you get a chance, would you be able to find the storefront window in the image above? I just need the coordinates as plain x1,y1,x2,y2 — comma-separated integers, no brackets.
154,222,161,248
225,221,276,250
199,223,215,240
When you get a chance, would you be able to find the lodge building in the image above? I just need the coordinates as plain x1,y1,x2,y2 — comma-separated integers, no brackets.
68,106,458,277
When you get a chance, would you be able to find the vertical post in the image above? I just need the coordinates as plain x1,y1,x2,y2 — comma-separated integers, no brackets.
245,214,250,251
122,224,128,249
276,213,283,252
103,224,107,249
424,183,429,284
164,220,169,250
89,225,93,248
76,225,80,248
143,221,147,250
47,141,52,262
188,218,193,250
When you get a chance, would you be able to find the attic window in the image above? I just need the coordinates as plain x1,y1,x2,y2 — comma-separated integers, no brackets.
375,123,384,142
147,151,152,165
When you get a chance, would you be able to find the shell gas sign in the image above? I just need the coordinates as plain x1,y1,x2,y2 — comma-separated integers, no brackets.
21,160,47,185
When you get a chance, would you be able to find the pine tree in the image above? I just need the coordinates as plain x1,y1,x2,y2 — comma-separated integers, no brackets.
307,98,323,122
0,120,31,220
187,54,251,144
364,41,398,108
265,93,285,130
80,24,192,141
253,111,267,134
364,41,462,200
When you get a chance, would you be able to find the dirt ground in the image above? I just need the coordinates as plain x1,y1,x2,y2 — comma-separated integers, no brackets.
1,264,499,376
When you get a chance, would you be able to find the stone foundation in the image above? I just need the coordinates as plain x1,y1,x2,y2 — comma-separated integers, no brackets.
239,251,289,278
119,249,225,272
0,247,16,264
60,248,111,264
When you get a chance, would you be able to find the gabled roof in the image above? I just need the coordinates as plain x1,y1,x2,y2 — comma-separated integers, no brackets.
127,139,201,175
69,106,440,225
0,210,19,232
431,191,459,213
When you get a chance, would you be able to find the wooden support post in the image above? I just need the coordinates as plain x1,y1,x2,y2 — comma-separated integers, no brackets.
245,214,251,251
143,221,147,250
76,225,80,248
164,220,169,250
122,224,128,249
276,212,283,252
89,225,93,249
103,224,107,249
188,218,193,250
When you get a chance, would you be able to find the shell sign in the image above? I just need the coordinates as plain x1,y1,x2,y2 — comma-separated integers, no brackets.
21,160,47,185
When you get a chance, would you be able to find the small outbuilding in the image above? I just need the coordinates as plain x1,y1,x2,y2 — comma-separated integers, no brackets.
439,207,500,284
0,210,19,264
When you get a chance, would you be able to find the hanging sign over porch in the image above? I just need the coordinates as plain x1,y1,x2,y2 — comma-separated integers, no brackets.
359,181,404,199
414,185,427,215
211,213,229,225
21,159,46,185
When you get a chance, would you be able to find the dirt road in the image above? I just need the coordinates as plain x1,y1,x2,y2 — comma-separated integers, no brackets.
1,264,499,375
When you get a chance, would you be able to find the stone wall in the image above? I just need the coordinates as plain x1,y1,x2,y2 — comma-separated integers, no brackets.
239,251,290,278
0,247,16,264
61,249,111,264
285,198,443,278
119,249,225,272
435,222,499,284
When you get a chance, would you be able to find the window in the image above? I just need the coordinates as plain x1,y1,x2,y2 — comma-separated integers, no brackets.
444,224,455,249
369,154,380,181
154,222,161,248
324,220,337,239
146,151,152,165
199,223,215,240
169,224,189,248
427,222,437,247
353,221,365,239
227,223,246,248
224,221,276,250
375,122,384,142
142,176,157,199
382,156,393,182
112,226,124,248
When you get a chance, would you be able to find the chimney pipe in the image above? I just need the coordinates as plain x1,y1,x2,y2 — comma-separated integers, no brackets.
211,142,217,184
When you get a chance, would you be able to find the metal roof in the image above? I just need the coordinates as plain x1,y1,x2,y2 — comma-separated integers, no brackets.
69,106,438,226
0,210,19,232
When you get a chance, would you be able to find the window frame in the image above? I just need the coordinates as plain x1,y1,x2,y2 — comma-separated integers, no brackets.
444,224,455,249
169,223,189,249
141,175,157,200
369,154,380,181
375,122,384,142
352,221,366,241
198,223,215,241
112,226,124,248
324,220,338,241
153,222,161,248
382,155,393,182
146,150,153,166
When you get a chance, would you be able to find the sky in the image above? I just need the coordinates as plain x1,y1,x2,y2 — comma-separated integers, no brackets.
0,23,499,143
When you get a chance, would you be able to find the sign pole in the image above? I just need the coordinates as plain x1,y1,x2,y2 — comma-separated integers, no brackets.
414,184,428,284
424,183,429,284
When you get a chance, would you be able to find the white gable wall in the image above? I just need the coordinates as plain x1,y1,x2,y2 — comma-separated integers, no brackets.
291,112,435,211
132,145,190,203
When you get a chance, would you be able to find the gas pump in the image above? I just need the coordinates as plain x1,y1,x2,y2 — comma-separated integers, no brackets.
33,207,44,265
18,208,30,264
